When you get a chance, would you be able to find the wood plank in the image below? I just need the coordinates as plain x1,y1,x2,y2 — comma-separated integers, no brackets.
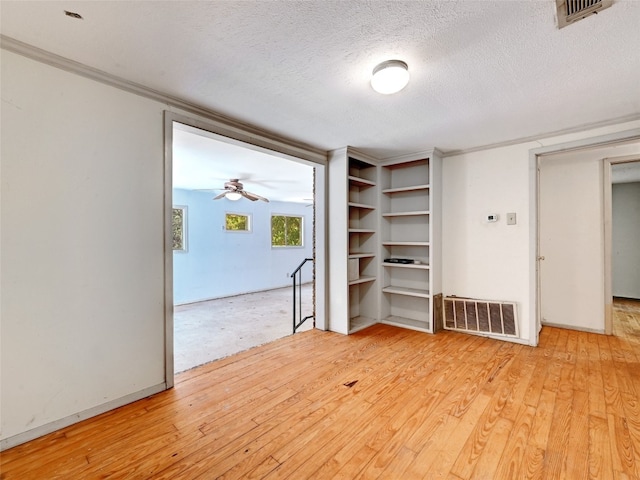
494,404,536,479
589,414,614,480
449,382,512,479
608,413,638,479
2,299,639,479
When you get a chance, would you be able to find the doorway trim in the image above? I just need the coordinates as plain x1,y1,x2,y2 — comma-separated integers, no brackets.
530,127,640,345
163,111,328,387
603,155,640,334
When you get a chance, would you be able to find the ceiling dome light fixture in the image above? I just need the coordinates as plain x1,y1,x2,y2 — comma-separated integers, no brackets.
371,60,410,94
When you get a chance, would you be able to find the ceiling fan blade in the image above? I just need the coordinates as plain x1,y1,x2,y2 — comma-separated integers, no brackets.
213,192,227,200
240,191,259,201
243,190,269,202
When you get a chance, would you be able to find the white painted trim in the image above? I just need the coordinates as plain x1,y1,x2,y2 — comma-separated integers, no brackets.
540,322,605,335
163,113,175,388
529,151,539,346
529,129,640,158
315,165,328,331
163,112,329,382
603,155,640,335
531,129,640,345
603,160,613,335
0,35,325,165
4,35,638,162
380,147,443,164
443,114,640,158
0,383,167,451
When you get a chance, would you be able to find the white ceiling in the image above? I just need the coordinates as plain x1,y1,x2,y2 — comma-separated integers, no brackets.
612,161,640,184
1,0,639,159
173,124,314,202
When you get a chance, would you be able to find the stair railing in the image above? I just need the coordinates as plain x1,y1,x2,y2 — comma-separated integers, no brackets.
291,258,314,333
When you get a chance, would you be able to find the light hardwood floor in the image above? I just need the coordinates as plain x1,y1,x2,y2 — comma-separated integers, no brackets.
2,300,639,479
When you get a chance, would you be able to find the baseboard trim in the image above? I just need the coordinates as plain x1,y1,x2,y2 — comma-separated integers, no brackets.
175,282,313,307
541,322,606,335
0,382,168,451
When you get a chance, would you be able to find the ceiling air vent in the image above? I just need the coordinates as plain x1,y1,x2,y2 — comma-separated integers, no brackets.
556,0,612,28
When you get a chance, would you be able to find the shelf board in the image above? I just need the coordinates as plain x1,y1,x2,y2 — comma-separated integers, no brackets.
380,315,431,333
382,286,430,298
348,202,376,210
348,228,376,234
382,241,430,246
348,252,375,259
382,262,430,269
348,175,376,188
382,184,430,194
349,316,377,333
383,159,429,170
348,275,376,286
382,210,429,217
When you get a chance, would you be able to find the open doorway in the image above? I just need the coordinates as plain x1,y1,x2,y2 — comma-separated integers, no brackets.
537,137,640,337
170,121,317,373
605,158,640,337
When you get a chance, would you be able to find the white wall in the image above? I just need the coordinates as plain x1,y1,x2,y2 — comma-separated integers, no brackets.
1,50,171,445
443,122,640,343
442,144,532,340
612,182,640,299
1,48,326,448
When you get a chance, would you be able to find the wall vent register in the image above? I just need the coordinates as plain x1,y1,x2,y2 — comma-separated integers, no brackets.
443,296,518,338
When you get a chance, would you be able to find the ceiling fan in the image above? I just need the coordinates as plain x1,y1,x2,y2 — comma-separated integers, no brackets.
213,179,269,202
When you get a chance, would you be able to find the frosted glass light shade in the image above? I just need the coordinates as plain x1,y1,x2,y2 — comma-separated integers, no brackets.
226,192,242,201
371,60,410,94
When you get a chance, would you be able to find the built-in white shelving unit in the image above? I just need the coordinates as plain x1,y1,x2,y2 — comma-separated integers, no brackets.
379,153,442,333
329,147,441,335
329,148,379,334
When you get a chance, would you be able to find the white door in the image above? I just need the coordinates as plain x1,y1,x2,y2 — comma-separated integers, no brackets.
538,150,606,330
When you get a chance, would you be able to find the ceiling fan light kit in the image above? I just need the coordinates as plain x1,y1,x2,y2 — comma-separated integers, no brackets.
213,179,269,202
371,60,410,95
225,192,242,201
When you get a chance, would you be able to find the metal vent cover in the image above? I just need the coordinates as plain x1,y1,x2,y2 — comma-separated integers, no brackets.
556,0,613,29
443,296,518,339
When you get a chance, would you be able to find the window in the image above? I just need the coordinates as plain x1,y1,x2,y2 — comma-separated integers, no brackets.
225,213,251,232
272,215,303,247
172,207,187,251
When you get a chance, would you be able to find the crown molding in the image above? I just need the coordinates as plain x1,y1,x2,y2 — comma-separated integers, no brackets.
0,35,327,164
3,35,637,162
441,113,640,158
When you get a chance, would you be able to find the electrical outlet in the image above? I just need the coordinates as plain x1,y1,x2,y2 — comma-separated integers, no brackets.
507,212,517,225
487,214,498,223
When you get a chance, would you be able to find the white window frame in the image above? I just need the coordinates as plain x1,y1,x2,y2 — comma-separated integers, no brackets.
225,212,252,233
271,213,304,248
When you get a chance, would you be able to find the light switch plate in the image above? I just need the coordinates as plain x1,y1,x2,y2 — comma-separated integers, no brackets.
507,212,517,225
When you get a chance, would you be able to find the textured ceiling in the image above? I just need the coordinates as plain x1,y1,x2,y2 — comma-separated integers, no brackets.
1,0,639,158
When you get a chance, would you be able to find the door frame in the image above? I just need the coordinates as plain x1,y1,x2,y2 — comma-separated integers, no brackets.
603,155,640,334
530,128,640,345
163,111,328,387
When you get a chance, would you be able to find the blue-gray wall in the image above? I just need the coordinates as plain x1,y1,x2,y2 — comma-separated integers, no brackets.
173,189,313,304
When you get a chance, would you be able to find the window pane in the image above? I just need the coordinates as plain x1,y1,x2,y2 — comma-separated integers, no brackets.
226,213,249,231
271,215,286,246
286,216,302,246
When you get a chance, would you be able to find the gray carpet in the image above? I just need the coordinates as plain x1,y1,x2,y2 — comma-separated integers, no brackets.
174,283,313,372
